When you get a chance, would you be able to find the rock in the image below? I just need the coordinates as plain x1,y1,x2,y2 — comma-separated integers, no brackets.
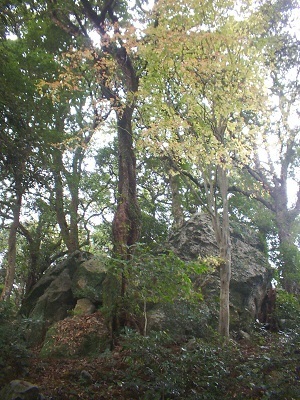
239,330,251,341
80,370,93,384
0,380,44,400
146,308,166,332
20,252,108,345
40,312,110,358
72,257,107,303
169,213,272,330
74,298,96,316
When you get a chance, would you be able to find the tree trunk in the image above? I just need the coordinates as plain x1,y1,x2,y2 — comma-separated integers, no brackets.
276,209,299,293
218,167,231,338
272,178,299,293
168,166,184,229
106,106,141,337
218,246,231,337
112,107,141,258
209,165,231,338
53,149,79,254
0,179,23,301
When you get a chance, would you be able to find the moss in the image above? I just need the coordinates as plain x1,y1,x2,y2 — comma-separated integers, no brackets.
40,313,109,358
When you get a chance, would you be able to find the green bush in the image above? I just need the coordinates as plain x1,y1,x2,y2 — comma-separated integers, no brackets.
103,246,206,336
121,331,237,399
276,289,300,330
0,302,29,387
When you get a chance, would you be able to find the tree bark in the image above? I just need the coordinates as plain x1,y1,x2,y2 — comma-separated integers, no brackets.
208,163,231,339
53,149,80,254
218,167,231,338
112,106,141,260
0,177,23,301
168,166,185,229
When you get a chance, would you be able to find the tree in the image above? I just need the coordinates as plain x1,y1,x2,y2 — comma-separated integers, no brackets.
138,0,268,337
40,0,142,259
0,10,78,299
0,34,49,300
30,0,148,333
230,4,300,292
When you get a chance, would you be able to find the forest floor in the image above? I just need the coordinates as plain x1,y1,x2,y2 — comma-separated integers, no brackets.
22,329,300,400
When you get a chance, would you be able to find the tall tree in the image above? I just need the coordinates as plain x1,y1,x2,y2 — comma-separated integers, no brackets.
30,0,147,333
40,0,143,260
0,9,76,300
230,3,300,292
138,0,267,337
0,36,47,300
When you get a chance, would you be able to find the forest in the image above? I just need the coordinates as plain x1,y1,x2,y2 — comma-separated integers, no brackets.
0,0,300,399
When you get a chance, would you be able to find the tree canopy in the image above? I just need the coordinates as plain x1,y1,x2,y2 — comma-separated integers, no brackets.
0,0,299,337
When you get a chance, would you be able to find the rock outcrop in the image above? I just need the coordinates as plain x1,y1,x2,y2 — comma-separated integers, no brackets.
20,251,107,344
0,380,44,400
168,213,273,329
20,213,273,346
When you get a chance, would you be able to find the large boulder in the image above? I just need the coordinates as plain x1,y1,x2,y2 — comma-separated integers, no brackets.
0,380,43,400
40,312,110,358
168,213,273,330
20,251,107,344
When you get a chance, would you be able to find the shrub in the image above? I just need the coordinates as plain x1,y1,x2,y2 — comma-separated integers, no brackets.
0,302,29,387
121,330,236,399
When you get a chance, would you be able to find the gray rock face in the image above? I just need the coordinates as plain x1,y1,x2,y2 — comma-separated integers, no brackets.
0,380,43,400
169,213,272,328
20,251,107,344
74,298,96,316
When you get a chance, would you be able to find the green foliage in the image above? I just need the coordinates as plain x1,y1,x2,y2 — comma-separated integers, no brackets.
121,330,236,399
125,247,204,309
0,303,29,386
102,246,205,335
140,212,168,248
115,325,300,399
278,242,300,290
275,290,300,328
234,325,300,399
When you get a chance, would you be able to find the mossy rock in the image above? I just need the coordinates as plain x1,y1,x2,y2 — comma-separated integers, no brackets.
40,312,110,358
0,380,42,400
71,258,107,304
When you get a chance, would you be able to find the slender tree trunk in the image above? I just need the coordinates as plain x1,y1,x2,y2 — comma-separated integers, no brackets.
0,179,23,301
53,149,79,254
218,229,232,338
209,165,231,338
276,209,299,293
218,167,231,338
168,165,184,229
112,107,141,259
271,178,299,293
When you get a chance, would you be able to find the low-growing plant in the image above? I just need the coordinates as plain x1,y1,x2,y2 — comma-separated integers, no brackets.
120,330,239,399
0,302,29,387
125,247,206,335
275,289,300,328
103,245,207,336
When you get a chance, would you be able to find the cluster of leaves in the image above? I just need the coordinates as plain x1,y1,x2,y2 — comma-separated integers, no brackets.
234,326,300,399
40,312,109,358
103,246,207,335
115,324,300,399
121,331,237,399
275,289,300,329
0,302,29,386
